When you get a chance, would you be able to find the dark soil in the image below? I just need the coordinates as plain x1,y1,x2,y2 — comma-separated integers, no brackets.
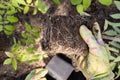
0,0,119,80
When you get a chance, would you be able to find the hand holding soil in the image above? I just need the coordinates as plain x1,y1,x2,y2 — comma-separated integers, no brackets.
77,22,114,80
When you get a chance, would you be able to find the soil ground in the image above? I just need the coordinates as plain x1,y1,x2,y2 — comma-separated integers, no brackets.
0,0,120,80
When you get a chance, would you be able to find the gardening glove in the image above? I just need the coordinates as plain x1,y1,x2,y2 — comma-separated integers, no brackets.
25,68,48,80
77,22,114,80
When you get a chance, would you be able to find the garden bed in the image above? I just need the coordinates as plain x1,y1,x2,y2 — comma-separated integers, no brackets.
0,0,120,80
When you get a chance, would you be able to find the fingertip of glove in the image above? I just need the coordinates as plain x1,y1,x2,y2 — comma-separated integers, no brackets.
79,25,91,36
80,25,87,31
80,25,88,34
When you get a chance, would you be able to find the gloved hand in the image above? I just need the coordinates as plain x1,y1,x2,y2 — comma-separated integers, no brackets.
25,68,48,80
77,22,114,80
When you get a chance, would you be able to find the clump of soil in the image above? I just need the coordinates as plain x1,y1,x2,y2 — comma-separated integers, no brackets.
41,0,117,57
41,15,90,56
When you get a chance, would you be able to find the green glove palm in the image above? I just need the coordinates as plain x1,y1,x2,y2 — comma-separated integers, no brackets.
78,22,114,80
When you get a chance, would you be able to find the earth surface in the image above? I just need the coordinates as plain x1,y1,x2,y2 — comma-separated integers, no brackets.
0,0,120,80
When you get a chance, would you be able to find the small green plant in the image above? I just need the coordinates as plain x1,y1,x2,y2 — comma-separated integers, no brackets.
16,0,49,14
70,0,91,14
1,0,49,70
70,0,112,14
0,0,49,70
3,51,17,70
102,0,120,78
0,0,49,35
0,1,18,35
21,22,40,45
3,23,48,70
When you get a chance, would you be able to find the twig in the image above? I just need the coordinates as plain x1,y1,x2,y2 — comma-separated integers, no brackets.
102,35,120,43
